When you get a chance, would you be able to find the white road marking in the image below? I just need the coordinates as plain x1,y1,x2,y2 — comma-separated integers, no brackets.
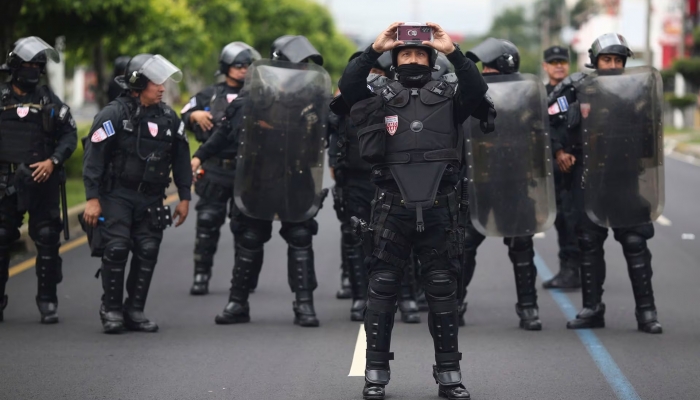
656,215,672,226
348,324,366,377
534,232,546,239
682,233,696,240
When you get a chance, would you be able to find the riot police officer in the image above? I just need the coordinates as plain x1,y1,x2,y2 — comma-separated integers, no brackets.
0,37,77,324
548,33,663,334
332,50,392,302
82,54,191,334
460,38,551,331
182,42,260,295
191,35,329,328
541,46,581,289
340,22,493,400
107,56,130,103
330,51,421,323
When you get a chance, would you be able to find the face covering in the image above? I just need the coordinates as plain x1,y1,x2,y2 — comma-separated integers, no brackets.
12,66,42,92
395,64,433,87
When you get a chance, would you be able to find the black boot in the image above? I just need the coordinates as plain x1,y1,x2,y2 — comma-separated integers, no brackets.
430,308,469,399
100,259,126,334
35,243,62,324
543,259,581,289
363,299,396,400
568,240,606,329
636,308,662,334
624,244,662,334
190,270,210,295
293,290,319,327
346,241,368,321
567,303,606,329
337,267,352,299
288,243,319,327
215,300,251,324
192,212,222,295
508,243,541,331
123,255,158,332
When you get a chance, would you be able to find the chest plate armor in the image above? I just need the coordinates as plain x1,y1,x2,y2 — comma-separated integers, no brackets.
350,78,460,231
0,85,53,164
114,104,178,187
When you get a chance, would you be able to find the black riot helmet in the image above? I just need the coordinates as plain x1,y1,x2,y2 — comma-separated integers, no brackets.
431,53,453,80
113,56,130,77
217,41,261,76
6,36,59,71
115,53,183,91
466,37,520,74
587,33,633,68
349,50,393,76
390,43,438,69
271,35,323,65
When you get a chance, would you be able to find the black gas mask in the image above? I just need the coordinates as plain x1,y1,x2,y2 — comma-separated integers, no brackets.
12,65,42,92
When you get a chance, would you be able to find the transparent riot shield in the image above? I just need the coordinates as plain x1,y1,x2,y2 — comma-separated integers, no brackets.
465,73,556,237
579,66,664,228
234,59,331,222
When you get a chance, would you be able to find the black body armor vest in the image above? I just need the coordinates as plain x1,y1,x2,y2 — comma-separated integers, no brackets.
0,84,54,165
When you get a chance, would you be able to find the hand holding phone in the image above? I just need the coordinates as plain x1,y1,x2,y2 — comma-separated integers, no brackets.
372,22,406,53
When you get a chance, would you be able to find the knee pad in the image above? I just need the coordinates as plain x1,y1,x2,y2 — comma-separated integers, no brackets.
237,228,267,250
135,238,160,261
35,223,60,247
368,271,402,296
423,271,457,297
0,227,14,247
103,239,131,264
283,226,313,248
341,223,361,246
505,236,533,252
197,210,224,231
618,233,647,254
578,232,602,253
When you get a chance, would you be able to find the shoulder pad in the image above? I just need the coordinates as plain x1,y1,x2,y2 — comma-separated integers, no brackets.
548,73,586,105
441,73,458,84
367,74,390,93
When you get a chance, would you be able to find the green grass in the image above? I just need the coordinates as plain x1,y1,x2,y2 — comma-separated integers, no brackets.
65,178,86,208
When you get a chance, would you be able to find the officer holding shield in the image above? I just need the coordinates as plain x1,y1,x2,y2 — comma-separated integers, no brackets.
460,38,556,331
339,22,494,400
182,42,260,296
82,54,191,334
191,35,330,328
0,37,77,324
548,33,663,333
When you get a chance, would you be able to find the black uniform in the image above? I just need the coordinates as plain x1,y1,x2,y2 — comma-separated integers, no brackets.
0,83,77,323
340,45,487,398
548,73,661,333
545,83,581,288
83,94,191,332
181,83,241,294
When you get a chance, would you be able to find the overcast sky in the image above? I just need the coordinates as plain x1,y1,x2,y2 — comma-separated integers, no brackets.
316,0,537,42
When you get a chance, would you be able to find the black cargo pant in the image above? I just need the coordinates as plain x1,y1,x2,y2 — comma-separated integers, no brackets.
553,167,580,263
193,161,235,278
0,170,62,304
363,188,463,384
334,176,374,303
227,206,319,305
98,185,166,313
570,161,656,311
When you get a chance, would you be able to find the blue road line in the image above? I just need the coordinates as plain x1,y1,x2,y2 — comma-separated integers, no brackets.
534,252,642,400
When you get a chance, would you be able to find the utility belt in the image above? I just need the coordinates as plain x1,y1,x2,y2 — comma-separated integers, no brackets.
0,163,18,198
118,179,168,196
206,156,237,170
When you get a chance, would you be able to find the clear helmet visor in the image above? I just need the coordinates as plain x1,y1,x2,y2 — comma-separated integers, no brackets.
221,42,261,65
12,36,59,63
139,55,183,85
591,33,632,58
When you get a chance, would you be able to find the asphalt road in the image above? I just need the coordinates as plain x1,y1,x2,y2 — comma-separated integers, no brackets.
1,156,699,400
